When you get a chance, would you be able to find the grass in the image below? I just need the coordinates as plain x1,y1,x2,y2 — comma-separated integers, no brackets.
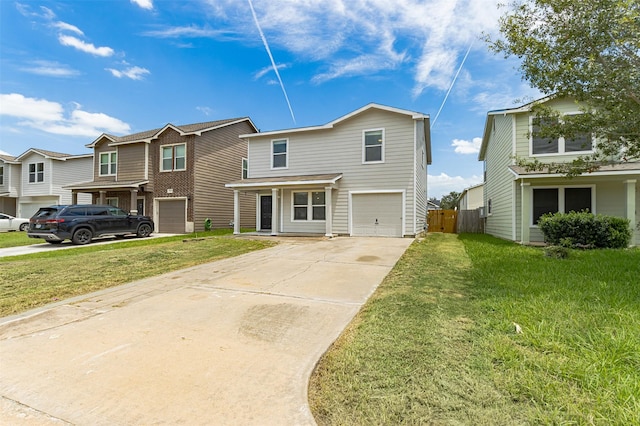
309,233,640,425
0,229,274,316
0,231,45,248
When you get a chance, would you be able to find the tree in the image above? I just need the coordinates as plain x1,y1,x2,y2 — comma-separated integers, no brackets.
487,0,640,174
439,191,461,210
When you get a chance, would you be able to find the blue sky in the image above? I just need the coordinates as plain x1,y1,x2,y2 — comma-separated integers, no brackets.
0,0,539,199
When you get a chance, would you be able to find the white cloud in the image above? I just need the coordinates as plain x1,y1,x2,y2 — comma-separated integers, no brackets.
142,25,232,39
196,106,214,116
21,60,80,77
53,21,84,35
452,137,482,155
131,0,153,10
200,0,501,93
106,66,151,80
58,35,114,57
0,93,130,137
428,172,483,199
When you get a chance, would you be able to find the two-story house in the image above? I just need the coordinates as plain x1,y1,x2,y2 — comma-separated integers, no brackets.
0,149,93,218
65,118,257,233
226,103,431,237
479,96,639,246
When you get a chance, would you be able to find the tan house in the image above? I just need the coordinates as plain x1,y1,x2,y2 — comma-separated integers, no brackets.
458,183,484,210
479,96,639,246
66,118,257,233
226,103,431,237
1,149,92,218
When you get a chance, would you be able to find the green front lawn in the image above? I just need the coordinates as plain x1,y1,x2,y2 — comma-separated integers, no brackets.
0,230,273,316
309,233,640,425
0,231,44,248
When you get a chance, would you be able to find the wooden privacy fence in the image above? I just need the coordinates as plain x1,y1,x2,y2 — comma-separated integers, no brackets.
456,209,484,234
427,209,457,233
427,209,484,234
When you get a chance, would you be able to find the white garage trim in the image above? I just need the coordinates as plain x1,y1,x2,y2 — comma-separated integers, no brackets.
349,190,406,237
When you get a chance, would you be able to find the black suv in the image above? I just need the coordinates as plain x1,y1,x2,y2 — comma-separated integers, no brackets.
28,205,154,245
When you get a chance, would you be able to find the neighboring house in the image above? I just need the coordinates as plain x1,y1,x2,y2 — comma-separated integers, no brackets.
226,103,431,237
427,199,441,210
479,96,639,246
66,118,257,233
0,149,93,218
458,183,484,210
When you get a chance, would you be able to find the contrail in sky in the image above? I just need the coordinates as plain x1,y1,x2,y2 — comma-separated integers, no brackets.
431,42,473,129
247,0,296,124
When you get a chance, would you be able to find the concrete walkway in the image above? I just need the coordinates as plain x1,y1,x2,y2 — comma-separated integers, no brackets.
0,236,412,425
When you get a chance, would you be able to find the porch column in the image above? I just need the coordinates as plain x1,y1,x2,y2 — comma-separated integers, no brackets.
271,188,278,236
624,180,636,246
99,190,106,204
521,182,531,245
233,190,240,235
129,189,138,214
324,186,333,237
71,191,78,204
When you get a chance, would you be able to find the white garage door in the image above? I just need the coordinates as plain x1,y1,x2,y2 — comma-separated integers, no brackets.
19,199,58,219
352,193,403,237
158,199,186,233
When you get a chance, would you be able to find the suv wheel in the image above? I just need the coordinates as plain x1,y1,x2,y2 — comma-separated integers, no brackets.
137,223,152,238
72,228,93,245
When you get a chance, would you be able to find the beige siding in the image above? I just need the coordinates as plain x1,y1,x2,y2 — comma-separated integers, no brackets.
116,144,146,181
249,109,417,235
484,114,515,240
194,121,256,231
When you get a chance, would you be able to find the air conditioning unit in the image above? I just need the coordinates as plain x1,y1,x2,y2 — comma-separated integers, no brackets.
478,206,486,218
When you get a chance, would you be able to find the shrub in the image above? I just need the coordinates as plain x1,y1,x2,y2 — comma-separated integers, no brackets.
538,211,631,249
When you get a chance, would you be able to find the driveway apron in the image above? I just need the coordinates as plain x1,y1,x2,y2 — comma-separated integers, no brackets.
0,236,412,425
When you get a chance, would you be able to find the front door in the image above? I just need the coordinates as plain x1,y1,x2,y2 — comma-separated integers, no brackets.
136,198,145,215
260,195,272,230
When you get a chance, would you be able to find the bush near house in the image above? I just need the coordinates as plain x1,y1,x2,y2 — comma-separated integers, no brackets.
538,211,631,249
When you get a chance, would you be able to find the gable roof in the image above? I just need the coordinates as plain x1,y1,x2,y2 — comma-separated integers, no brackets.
15,148,92,161
239,103,429,139
0,154,19,164
478,95,557,161
87,117,257,148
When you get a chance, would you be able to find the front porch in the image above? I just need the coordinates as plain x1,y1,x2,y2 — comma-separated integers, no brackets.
226,173,343,237
64,180,149,214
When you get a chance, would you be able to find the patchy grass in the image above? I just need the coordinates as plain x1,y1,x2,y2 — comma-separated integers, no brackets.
0,231,44,248
309,233,640,425
0,230,273,316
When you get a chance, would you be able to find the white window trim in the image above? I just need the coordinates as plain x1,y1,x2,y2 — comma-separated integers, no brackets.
530,184,596,226
99,151,117,177
529,113,595,157
290,190,326,222
160,143,187,172
28,162,44,183
271,139,288,170
0,165,4,185
242,158,248,179
362,128,385,164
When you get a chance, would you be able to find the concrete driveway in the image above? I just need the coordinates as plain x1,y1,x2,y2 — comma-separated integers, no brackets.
0,236,412,425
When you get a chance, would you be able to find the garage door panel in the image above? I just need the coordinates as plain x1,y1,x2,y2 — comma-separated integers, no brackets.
352,193,402,237
158,200,186,233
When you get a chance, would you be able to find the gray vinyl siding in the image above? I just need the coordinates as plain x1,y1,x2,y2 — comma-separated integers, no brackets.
52,156,93,204
484,114,515,240
116,144,146,182
281,189,327,233
20,153,52,197
194,120,256,231
249,109,417,235
415,120,428,234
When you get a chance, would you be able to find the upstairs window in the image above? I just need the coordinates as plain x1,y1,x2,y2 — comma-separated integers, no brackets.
242,158,248,179
272,139,288,169
363,129,384,163
531,115,593,155
0,166,4,185
161,144,186,172
28,162,44,183
99,151,117,176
